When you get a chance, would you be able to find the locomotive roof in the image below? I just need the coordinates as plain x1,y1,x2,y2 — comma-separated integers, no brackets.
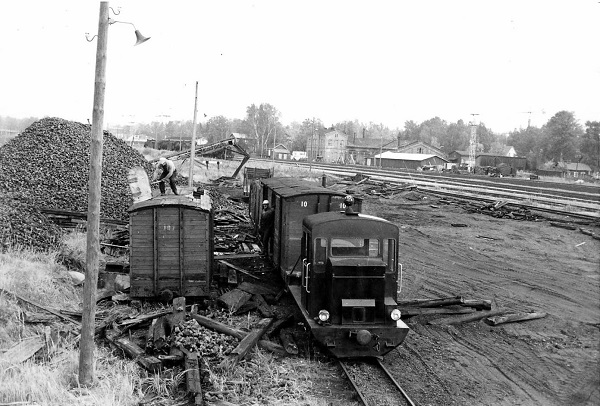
261,177,347,198
129,194,211,212
302,210,395,230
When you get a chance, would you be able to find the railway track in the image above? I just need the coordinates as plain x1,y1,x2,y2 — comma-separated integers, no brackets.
250,159,600,217
339,359,416,406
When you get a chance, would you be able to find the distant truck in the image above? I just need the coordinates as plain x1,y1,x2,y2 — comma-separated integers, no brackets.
291,151,307,161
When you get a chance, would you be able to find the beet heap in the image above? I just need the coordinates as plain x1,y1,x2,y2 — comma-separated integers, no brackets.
0,117,153,251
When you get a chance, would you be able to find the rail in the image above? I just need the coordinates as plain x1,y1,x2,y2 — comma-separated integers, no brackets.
251,158,600,217
339,359,417,406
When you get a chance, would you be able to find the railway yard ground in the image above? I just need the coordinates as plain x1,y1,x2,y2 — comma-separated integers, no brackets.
0,119,599,406
215,180,600,406
1,177,599,406
358,187,600,406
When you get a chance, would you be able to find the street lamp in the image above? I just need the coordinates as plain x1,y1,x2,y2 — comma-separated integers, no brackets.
79,2,149,386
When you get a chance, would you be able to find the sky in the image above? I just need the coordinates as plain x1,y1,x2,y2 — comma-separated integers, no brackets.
1,0,598,134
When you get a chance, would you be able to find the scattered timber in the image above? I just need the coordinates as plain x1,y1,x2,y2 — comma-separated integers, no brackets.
429,310,505,326
189,313,246,340
399,307,474,317
182,349,203,405
221,318,274,368
24,311,57,323
253,294,274,318
0,288,81,326
237,281,279,296
153,316,168,351
550,222,577,230
217,289,253,313
486,312,548,326
0,336,45,364
401,296,464,308
110,336,162,372
218,260,261,281
462,299,492,310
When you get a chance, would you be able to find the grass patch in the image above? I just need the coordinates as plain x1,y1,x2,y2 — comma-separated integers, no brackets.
0,239,143,406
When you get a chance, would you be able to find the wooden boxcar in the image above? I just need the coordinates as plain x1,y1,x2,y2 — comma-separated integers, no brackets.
128,194,213,298
249,177,362,279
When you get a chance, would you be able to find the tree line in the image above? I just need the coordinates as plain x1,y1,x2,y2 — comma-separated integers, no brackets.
2,108,598,172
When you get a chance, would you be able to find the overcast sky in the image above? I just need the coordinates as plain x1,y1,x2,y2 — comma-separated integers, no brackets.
1,0,598,133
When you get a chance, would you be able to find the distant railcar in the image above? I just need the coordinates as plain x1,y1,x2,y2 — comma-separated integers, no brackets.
249,177,362,279
128,194,213,298
250,177,408,358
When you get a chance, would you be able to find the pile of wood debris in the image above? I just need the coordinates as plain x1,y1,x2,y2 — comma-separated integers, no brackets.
330,173,417,199
397,295,547,327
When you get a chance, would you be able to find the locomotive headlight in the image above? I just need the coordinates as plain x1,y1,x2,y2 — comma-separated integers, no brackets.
390,309,402,321
318,310,330,322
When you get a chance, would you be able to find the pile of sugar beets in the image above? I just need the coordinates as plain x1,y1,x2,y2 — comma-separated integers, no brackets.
0,117,154,251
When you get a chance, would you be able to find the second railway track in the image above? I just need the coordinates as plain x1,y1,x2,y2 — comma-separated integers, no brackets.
251,159,600,218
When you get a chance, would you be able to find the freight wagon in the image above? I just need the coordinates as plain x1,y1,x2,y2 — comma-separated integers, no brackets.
249,177,362,279
128,194,213,298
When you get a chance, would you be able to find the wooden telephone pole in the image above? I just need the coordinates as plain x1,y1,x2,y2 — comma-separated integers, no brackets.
79,1,109,386
189,81,199,187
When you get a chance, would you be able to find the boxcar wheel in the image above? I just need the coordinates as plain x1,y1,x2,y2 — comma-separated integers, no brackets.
159,289,174,303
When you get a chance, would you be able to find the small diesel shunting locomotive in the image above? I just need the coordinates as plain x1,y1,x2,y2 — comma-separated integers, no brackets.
250,177,409,358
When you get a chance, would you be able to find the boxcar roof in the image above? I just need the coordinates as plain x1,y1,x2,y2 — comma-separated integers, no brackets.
261,177,347,199
129,194,211,212
302,211,395,230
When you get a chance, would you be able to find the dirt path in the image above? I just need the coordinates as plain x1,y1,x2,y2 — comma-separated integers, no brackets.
368,193,600,406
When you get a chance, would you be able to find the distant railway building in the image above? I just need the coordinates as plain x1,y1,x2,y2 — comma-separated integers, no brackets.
369,151,448,170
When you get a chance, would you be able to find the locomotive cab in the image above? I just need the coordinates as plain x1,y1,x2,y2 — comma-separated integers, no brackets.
289,203,409,358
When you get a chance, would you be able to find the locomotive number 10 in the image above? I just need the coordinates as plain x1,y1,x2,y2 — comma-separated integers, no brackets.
300,201,308,207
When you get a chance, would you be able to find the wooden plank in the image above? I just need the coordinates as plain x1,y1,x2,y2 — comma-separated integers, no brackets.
462,299,492,310
429,310,505,325
183,351,203,401
0,288,81,326
267,314,294,338
399,307,474,317
218,260,260,281
215,253,260,260
397,296,463,307
187,314,285,355
0,336,45,363
254,294,274,318
153,316,168,350
222,318,274,368
237,282,279,296
112,337,162,372
171,297,187,326
24,311,57,323
217,289,252,313
486,312,547,326
189,313,246,340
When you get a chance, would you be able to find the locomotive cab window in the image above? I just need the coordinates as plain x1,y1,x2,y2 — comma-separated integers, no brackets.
331,238,379,257
383,238,397,273
314,238,327,266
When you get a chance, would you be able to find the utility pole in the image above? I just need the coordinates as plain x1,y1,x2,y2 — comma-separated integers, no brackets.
188,81,198,187
379,133,383,168
80,1,109,386
468,113,479,172
310,118,315,161
272,119,276,164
